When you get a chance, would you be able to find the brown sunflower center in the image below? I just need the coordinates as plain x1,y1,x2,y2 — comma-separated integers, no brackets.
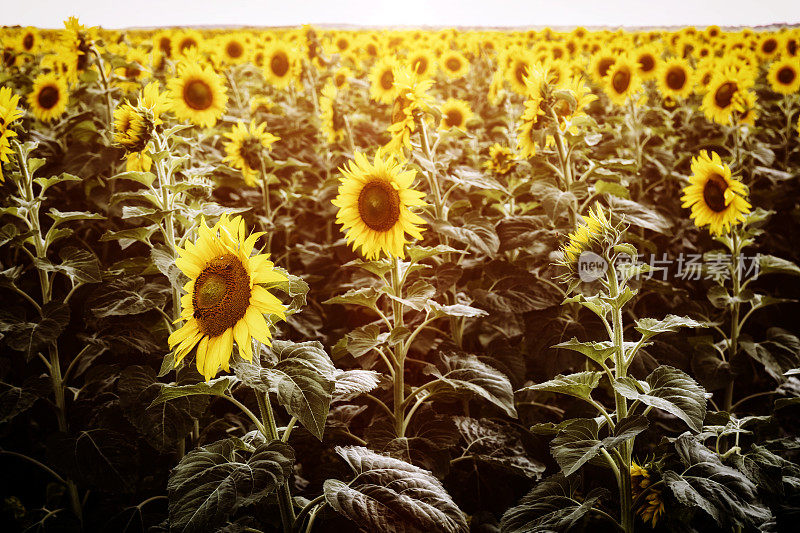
703,174,729,213
226,41,244,59
598,57,615,78
23,33,34,51
514,62,529,84
714,81,738,108
335,73,346,87
444,108,463,127
336,38,348,51
789,39,798,56
366,43,378,56
241,138,262,171
612,68,631,94
445,57,461,71
193,254,251,337
777,66,796,85
638,54,655,72
380,69,394,91
183,79,213,110
763,39,778,53
159,37,172,55
666,67,687,90
412,57,428,74
125,65,141,79
270,52,290,77
37,85,59,110
179,38,197,53
358,180,401,232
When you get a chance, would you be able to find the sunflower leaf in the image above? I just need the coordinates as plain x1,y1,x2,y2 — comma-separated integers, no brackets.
324,446,468,533
518,371,603,402
168,439,294,533
150,376,236,406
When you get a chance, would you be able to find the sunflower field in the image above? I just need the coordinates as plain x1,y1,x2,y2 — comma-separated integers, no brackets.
2,18,800,533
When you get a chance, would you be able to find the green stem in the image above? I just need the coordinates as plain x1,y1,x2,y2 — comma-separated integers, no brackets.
550,110,576,227
257,393,295,533
724,231,742,414
417,117,444,221
390,256,406,437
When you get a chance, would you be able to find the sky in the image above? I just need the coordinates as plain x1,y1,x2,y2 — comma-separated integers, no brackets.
4,0,800,29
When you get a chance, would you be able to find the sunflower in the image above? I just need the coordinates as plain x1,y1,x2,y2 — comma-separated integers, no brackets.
439,98,473,131
758,35,781,61
657,57,694,100
603,55,641,106
223,121,280,186
767,58,800,95
249,95,273,115
333,67,352,90
407,49,436,78
114,47,149,93
174,29,203,59
113,103,150,152
517,97,547,159
320,83,345,144
701,67,753,125
263,42,297,89
218,33,249,65
440,50,469,79
483,143,517,175
589,49,617,84
169,215,287,381
369,56,400,104
28,72,68,123
0,87,24,182
331,149,427,261
506,50,534,95
167,62,228,128
681,151,750,235
634,46,660,80
560,204,611,277
630,463,665,528
18,27,39,54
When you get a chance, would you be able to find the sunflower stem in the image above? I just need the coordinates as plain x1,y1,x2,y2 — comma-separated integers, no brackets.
723,230,742,418
90,47,114,128
257,392,295,533
550,109,577,228
390,256,407,437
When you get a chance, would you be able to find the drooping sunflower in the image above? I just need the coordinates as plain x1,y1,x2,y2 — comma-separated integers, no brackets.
262,42,297,89
603,55,641,106
222,121,280,186
27,72,68,123
517,97,547,159
681,151,750,235
112,103,150,152
483,143,517,175
440,50,469,79
439,98,473,131
630,463,665,528
0,87,24,181
369,56,400,104
167,62,228,128
319,83,345,144
767,58,800,95
331,149,427,261
169,215,287,381
560,204,610,274
657,57,694,100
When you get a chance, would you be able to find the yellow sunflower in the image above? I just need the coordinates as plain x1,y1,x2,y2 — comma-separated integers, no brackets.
333,67,352,90
249,95,273,114
167,62,228,128
1,87,24,182
27,72,68,123
439,98,473,131
369,56,400,104
18,27,39,54
630,462,665,528
681,151,750,235
758,35,781,61
701,67,753,125
767,58,800,95
483,143,517,175
262,42,297,89
169,215,287,381
589,49,617,84
112,103,150,152
174,29,203,59
561,204,609,274
440,50,469,79
218,32,249,65
603,55,641,106
657,57,694,100
517,97,547,159
222,121,280,187
331,149,427,261
634,46,660,80
407,49,436,78
114,47,149,93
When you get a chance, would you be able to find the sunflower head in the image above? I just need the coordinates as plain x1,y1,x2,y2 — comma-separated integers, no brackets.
658,58,694,99
559,204,617,280
483,143,517,176
439,98,473,131
681,151,751,235
167,62,228,128
603,55,641,106
767,58,800,95
630,462,665,528
113,103,153,152
223,121,280,186
331,149,427,261
169,215,288,381
27,72,69,123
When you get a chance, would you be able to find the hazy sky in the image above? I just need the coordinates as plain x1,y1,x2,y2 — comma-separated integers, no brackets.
5,0,800,29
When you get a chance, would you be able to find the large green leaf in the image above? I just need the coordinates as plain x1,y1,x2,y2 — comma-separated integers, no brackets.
87,276,167,318
323,446,468,533
613,365,707,432
167,439,294,533
0,301,70,359
500,474,610,532
425,350,517,418
552,338,616,364
664,434,772,528
518,371,602,402
150,376,236,406
324,287,381,311
634,315,708,340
